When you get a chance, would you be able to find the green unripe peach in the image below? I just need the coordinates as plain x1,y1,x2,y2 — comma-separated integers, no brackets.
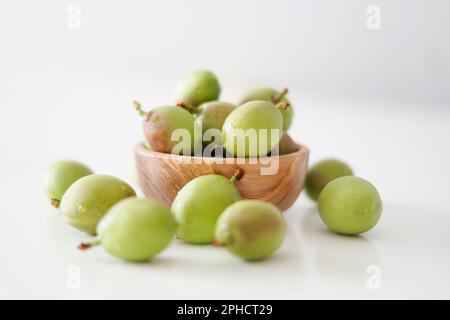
306,159,353,201
137,103,197,155
241,88,294,131
97,198,176,262
172,175,241,244
222,101,283,157
215,200,286,260
196,101,237,133
318,176,382,235
43,160,93,207
61,174,136,235
174,70,221,108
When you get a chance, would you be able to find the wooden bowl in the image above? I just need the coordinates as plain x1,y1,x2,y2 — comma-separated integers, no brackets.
134,142,310,211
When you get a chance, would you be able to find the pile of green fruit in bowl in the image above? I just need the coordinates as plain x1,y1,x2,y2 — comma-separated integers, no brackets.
43,70,382,263
133,70,307,210
134,70,295,158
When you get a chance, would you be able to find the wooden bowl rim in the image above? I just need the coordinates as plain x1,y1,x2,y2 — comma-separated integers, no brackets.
135,141,309,161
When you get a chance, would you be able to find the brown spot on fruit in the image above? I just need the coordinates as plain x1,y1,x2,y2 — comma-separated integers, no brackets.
145,112,153,121
142,115,173,153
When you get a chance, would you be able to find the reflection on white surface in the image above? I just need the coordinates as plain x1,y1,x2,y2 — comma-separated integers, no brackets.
300,209,380,290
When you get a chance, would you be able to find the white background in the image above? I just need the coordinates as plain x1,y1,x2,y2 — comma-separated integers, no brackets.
0,0,449,299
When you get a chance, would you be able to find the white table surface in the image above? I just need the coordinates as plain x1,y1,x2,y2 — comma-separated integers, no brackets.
2,0,450,300
1,77,449,299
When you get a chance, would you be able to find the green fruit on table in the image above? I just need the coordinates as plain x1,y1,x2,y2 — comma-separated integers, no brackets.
215,200,286,260
61,174,136,235
172,174,241,244
318,176,382,235
134,102,198,155
306,159,353,202
240,87,294,131
43,160,93,208
174,70,221,108
196,101,237,133
95,198,176,262
222,101,284,157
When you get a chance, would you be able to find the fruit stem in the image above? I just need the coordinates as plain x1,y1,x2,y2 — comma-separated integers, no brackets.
272,88,289,103
78,240,101,251
230,167,245,183
212,239,224,247
51,198,60,208
133,100,147,117
176,101,199,114
275,101,290,110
